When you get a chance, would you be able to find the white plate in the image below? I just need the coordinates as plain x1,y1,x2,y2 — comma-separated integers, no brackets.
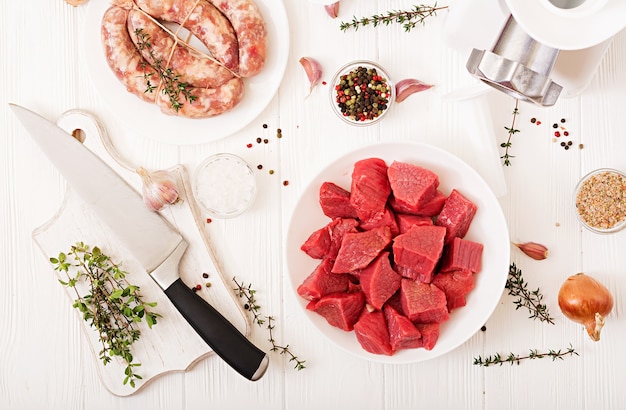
82,0,289,145
285,141,510,363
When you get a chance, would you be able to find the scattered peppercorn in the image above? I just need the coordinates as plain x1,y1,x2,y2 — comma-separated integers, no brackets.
195,284,202,291
257,164,263,170
530,118,536,124
564,131,569,137
191,286,199,292
561,118,566,123
202,273,209,279
263,138,269,144
536,121,542,125
256,137,262,143
564,145,570,150
555,131,561,137
568,141,572,146
246,143,253,148
561,142,566,147
269,169,274,175
579,143,584,149
262,123,268,129
205,282,212,288
283,180,289,186
481,325,487,332
553,123,558,128
334,65,391,122
206,218,212,223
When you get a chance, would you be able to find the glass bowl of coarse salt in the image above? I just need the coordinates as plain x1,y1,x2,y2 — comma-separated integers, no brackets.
574,168,626,234
193,153,257,219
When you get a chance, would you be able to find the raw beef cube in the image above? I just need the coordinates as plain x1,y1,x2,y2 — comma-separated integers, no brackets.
439,237,484,273
416,190,447,217
319,182,358,219
327,218,360,260
384,289,404,315
396,213,433,234
350,158,391,222
400,278,449,324
432,269,475,311
414,323,439,350
360,206,399,236
301,225,332,259
387,161,439,214
359,252,402,310
392,225,446,282
353,310,394,356
435,189,477,244
332,226,392,273
297,258,350,301
307,291,365,331
384,305,423,351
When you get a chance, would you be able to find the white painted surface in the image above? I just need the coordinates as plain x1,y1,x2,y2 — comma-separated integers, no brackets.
2,0,626,409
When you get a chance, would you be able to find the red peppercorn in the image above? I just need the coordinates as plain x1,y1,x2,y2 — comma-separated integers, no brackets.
564,131,569,136
195,284,202,290
206,218,212,223
246,143,253,148
555,131,561,137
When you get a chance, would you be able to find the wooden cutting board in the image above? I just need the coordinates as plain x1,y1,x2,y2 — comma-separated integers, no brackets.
32,110,249,396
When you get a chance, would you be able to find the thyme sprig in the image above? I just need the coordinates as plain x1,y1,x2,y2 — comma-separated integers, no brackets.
473,344,578,366
51,242,160,388
340,3,448,32
133,28,197,112
232,277,306,370
501,99,520,166
506,263,555,324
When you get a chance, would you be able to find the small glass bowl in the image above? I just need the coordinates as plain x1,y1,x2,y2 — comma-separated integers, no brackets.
193,153,257,219
329,60,395,127
574,168,626,234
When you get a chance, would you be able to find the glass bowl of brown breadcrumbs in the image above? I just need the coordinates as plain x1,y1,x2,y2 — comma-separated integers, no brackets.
575,168,626,234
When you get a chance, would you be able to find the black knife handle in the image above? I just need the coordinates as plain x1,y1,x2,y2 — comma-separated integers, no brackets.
164,278,269,381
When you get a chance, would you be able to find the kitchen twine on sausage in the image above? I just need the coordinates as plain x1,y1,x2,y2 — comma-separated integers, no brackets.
117,0,240,100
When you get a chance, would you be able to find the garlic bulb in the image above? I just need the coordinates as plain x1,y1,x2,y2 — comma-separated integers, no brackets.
137,167,180,212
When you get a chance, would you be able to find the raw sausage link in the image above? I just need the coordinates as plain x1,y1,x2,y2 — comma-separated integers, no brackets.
157,77,245,118
102,6,157,103
102,5,245,118
134,0,239,72
207,0,267,77
127,9,234,89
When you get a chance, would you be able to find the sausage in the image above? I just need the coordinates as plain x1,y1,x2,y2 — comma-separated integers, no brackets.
206,0,267,77
127,9,234,89
102,6,157,103
157,77,244,118
102,5,245,118
134,0,239,72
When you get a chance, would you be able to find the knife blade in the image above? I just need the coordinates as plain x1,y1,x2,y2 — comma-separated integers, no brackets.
10,103,269,381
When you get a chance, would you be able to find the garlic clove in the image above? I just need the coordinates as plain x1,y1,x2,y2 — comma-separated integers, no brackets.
299,57,323,97
394,78,433,103
512,241,548,260
324,2,340,18
65,0,88,5
137,167,180,212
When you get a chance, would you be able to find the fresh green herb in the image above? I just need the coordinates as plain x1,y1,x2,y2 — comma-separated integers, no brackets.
50,242,160,388
232,277,306,370
506,262,555,324
501,99,520,166
133,28,197,112
473,344,578,366
340,3,448,32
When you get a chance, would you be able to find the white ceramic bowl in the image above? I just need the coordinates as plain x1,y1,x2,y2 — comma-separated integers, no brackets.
285,141,510,363
329,60,394,127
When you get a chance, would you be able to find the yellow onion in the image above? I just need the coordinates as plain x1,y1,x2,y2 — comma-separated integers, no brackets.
558,273,613,342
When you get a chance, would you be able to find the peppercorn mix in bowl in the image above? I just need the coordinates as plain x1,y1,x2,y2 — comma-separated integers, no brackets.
329,61,394,126
574,168,626,234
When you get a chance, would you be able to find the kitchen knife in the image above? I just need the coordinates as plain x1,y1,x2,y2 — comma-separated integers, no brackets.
10,103,269,381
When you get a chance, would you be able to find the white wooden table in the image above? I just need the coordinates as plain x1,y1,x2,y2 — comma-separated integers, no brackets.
2,1,626,409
